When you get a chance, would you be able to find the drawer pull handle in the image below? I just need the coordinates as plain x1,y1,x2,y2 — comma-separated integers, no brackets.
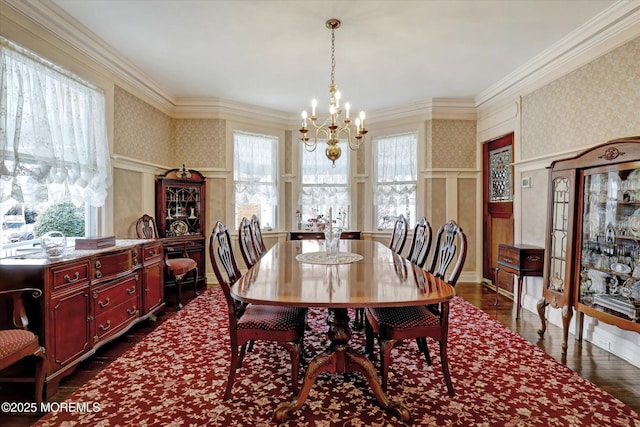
126,286,135,295
528,255,541,262
95,261,102,269
98,297,110,308
127,306,137,315
64,272,80,283
98,320,111,331
95,271,102,279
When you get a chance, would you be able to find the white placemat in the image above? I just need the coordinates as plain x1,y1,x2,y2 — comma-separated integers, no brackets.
296,251,364,265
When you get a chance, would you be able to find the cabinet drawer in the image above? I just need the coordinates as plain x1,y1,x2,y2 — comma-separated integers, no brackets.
92,273,139,316
93,297,138,342
51,261,90,290
92,250,134,281
521,253,544,271
143,243,163,263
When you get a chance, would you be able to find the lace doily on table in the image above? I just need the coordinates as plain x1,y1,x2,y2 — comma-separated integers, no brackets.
296,252,364,265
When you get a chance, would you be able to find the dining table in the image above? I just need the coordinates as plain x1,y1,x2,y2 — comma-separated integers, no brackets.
230,239,455,423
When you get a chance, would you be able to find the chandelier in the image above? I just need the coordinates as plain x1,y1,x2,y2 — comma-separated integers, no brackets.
300,18,367,166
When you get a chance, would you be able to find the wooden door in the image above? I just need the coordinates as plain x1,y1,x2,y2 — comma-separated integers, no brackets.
483,134,514,293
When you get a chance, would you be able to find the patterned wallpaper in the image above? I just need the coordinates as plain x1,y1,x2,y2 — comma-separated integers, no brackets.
430,119,477,169
113,86,172,166
173,119,225,169
522,37,640,159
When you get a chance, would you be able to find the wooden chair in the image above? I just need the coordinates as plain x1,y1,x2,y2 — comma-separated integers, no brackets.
135,214,198,310
209,221,306,399
0,288,47,405
388,214,408,254
355,214,410,329
249,214,267,257
406,216,432,268
238,217,259,269
365,220,467,394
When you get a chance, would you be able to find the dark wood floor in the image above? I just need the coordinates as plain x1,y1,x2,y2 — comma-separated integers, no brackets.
1,283,639,426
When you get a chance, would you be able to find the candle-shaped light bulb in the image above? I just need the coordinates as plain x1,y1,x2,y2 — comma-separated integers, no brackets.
355,117,361,131
335,91,341,109
301,110,308,128
359,111,366,130
311,99,317,116
345,102,350,119
329,105,336,116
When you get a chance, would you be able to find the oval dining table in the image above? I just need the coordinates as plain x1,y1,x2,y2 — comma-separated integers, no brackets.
230,239,455,423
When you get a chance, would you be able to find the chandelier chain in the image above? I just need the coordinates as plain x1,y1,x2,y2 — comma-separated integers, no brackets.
330,27,335,86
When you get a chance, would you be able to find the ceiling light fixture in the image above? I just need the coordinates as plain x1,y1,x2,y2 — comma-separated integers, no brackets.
300,18,367,166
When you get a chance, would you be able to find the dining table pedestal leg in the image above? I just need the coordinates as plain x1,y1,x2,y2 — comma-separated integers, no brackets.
272,307,412,423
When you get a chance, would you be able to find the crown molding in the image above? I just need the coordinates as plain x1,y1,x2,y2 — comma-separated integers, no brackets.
476,1,640,110
5,0,638,122
4,0,177,114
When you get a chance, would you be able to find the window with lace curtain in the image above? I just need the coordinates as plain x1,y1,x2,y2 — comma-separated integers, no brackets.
0,38,110,253
233,131,278,229
373,132,417,229
299,141,350,229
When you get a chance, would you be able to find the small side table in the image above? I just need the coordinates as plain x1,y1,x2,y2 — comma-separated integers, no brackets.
495,243,544,319
288,231,361,240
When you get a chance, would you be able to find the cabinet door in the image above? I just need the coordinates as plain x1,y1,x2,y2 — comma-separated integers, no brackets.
49,286,91,370
143,261,164,314
543,169,577,308
577,163,640,328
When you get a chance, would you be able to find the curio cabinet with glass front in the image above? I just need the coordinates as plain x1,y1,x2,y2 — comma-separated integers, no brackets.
538,136,640,355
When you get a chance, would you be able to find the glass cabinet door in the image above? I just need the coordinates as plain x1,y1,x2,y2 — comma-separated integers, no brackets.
163,185,202,237
548,176,571,295
578,165,640,322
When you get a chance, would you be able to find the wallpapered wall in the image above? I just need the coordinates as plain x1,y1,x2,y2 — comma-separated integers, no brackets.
173,119,225,169
430,119,477,169
114,86,172,165
521,36,640,159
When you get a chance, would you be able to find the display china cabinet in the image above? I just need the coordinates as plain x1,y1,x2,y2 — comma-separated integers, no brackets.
538,137,640,354
155,166,206,289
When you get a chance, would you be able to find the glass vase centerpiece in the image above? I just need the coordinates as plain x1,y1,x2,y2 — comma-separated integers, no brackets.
324,207,342,256
41,231,67,260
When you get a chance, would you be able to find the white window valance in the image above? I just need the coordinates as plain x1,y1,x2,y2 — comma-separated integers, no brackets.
0,37,111,207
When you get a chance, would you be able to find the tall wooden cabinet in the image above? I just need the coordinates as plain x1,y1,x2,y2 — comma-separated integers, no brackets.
155,166,206,289
538,136,640,354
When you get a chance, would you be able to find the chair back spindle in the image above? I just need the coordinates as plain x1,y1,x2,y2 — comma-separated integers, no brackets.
406,217,432,268
427,220,467,286
388,214,408,255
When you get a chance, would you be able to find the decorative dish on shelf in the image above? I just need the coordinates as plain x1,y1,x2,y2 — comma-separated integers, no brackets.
610,262,632,275
170,220,189,236
628,208,640,237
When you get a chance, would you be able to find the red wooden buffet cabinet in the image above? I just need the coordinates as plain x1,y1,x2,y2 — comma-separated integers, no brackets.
0,239,164,397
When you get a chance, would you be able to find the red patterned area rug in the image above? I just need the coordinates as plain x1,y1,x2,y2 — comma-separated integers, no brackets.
34,286,639,426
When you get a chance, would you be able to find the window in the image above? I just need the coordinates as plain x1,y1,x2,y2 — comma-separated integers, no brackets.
299,141,350,229
0,38,109,254
233,131,278,229
373,132,417,229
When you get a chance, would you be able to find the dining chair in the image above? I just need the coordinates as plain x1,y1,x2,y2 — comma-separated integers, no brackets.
354,214,411,329
406,216,432,268
250,214,267,257
388,214,408,255
135,214,198,310
365,220,467,395
209,221,306,399
238,217,259,269
0,288,47,406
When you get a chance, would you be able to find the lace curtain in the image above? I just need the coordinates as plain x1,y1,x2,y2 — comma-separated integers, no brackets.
299,141,350,226
0,38,111,207
233,131,278,205
374,133,417,228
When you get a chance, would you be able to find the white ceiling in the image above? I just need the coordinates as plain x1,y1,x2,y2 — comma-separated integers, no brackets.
48,0,621,114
